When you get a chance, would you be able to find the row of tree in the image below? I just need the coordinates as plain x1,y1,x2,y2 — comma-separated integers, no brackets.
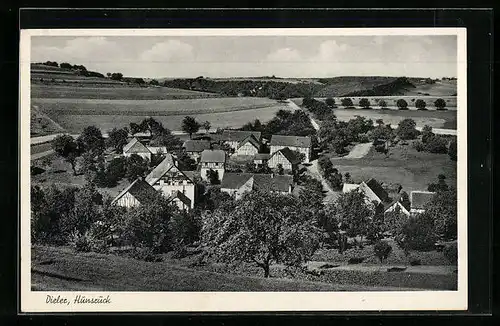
307,97,448,110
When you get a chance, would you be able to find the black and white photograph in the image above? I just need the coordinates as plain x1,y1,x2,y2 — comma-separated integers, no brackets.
20,27,467,312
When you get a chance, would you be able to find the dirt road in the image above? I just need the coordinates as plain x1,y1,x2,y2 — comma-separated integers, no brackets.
334,142,373,160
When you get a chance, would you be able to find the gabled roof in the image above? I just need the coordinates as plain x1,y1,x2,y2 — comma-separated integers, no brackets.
112,178,158,205
123,137,151,154
200,149,226,163
183,140,212,153
253,153,271,161
270,135,311,148
146,146,168,154
411,191,435,210
168,190,192,208
237,135,260,150
221,130,262,142
272,147,302,164
365,178,390,203
221,173,292,193
144,154,176,184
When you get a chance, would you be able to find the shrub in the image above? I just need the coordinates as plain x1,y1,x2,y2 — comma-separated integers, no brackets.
358,133,370,143
425,135,448,154
348,257,365,264
448,139,457,161
374,240,392,263
399,215,437,252
359,98,371,109
409,257,422,266
68,221,111,253
415,99,427,110
379,100,388,109
397,118,419,140
434,98,447,110
413,140,425,152
443,243,458,264
396,99,408,110
341,98,354,108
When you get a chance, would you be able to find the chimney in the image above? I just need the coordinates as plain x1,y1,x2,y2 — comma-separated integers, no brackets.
270,173,274,178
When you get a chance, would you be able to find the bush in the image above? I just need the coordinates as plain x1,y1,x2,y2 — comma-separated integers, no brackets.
413,140,425,152
348,257,365,264
396,99,408,110
358,133,370,143
68,222,111,253
443,243,458,264
374,240,392,263
448,139,457,161
409,257,422,266
399,215,437,252
415,99,427,110
425,135,448,154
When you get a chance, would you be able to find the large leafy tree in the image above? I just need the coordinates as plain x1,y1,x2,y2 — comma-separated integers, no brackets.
396,118,419,140
107,127,129,153
424,188,457,240
332,190,375,247
434,98,447,110
182,116,201,139
125,154,150,182
202,191,323,277
396,99,408,110
77,125,105,155
51,134,81,175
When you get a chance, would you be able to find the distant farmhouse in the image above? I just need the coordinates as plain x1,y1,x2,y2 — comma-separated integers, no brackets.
221,173,294,200
220,130,262,154
145,154,195,210
235,135,260,156
111,178,158,208
200,149,227,182
183,139,212,162
268,147,302,171
123,137,167,161
270,135,312,163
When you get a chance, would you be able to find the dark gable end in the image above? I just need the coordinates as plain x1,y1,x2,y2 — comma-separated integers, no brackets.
365,178,390,203
113,178,158,205
221,173,253,189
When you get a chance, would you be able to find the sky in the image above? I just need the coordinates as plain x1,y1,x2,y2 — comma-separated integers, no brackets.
31,35,457,79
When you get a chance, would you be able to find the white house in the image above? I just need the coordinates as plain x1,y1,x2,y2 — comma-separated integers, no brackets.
253,153,271,168
267,147,301,171
144,154,195,210
111,178,158,208
220,130,262,151
221,173,293,200
122,137,166,161
200,149,227,182
410,191,435,215
342,178,391,206
270,135,312,163
235,135,260,156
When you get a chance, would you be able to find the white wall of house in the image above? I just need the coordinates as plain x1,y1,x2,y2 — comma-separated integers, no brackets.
358,182,382,205
268,151,292,170
115,192,141,208
270,145,310,163
153,183,195,209
200,162,225,181
235,143,259,156
225,141,239,150
385,202,410,217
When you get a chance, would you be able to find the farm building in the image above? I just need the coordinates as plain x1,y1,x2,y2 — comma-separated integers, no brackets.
253,153,271,168
270,135,312,163
111,178,158,208
220,130,262,151
144,154,196,210
221,173,294,200
410,191,435,215
183,140,212,162
342,178,391,206
200,149,227,182
234,135,260,156
384,192,411,217
267,147,302,171
123,137,167,161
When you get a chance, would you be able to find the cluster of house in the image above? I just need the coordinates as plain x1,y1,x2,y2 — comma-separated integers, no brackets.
112,130,312,210
342,178,435,217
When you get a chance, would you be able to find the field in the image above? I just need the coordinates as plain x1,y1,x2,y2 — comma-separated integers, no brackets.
32,245,455,291
32,97,287,133
32,84,219,100
331,107,457,129
328,144,457,194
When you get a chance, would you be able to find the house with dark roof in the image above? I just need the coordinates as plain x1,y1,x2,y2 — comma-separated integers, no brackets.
221,173,294,199
384,193,411,217
200,149,227,182
123,137,167,161
220,130,262,155
144,154,196,210
270,135,312,162
183,140,212,162
342,178,391,206
410,191,435,215
253,153,271,168
268,147,302,171
235,135,260,156
112,178,158,208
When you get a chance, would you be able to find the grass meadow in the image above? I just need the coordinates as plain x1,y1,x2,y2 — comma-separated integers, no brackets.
328,144,457,194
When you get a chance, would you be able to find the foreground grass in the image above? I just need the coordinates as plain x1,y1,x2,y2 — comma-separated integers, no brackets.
31,246,429,292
